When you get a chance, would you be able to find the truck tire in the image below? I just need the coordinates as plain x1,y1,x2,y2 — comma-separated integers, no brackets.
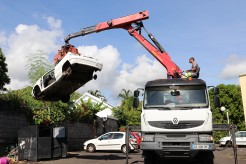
199,152,214,164
144,157,154,164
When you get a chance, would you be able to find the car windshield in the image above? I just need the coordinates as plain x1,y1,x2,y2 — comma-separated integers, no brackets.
143,85,208,109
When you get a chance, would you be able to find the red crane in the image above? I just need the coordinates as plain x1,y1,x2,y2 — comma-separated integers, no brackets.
54,11,182,78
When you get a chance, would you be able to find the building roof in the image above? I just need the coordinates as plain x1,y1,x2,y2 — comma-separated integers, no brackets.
75,92,116,119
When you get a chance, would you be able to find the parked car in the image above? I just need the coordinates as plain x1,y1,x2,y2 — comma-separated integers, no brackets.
84,132,137,153
219,131,246,146
32,52,103,102
130,132,141,148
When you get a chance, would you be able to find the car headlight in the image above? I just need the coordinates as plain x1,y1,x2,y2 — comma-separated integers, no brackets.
199,135,214,142
142,135,154,142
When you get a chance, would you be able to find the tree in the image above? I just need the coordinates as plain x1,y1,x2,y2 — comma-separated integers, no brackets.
0,48,11,91
118,89,132,100
25,50,53,85
210,84,245,142
113,89,141,128
88,89,107,102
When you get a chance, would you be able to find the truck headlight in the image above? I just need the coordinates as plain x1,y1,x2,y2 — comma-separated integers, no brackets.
142,135,154,142
199,135,214,142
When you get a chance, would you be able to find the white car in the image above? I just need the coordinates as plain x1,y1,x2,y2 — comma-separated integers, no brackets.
219,131,246,146
32,52,103,102
84,132,137,153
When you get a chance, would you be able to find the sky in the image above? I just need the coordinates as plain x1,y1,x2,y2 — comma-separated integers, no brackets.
1,0,246,106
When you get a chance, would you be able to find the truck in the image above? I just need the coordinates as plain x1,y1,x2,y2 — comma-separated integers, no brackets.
54,10,220,163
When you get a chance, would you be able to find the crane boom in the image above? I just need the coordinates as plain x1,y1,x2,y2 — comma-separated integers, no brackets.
54,10,182,78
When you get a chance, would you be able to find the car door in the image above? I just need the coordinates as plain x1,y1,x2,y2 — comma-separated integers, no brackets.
236,131,246,146
96,133,113,150
110,133,124,150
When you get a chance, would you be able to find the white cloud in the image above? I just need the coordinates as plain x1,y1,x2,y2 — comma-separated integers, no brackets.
0,31,6,45
77,45,166,105
113,54,166,95
77,45,121,91
45,16,62,30
2,18,167,105
220,54,246,79
4,17,63,90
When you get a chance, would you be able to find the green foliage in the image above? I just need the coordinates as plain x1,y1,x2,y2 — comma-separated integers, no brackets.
0,48,11,91
210,84,245,142
113,89,142,128
25,50,53,85
88,90,107,102
68,98,106,124
0,86,74,125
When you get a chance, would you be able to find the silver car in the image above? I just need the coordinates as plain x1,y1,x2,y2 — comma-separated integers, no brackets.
32,52,103,102
219,131,246,146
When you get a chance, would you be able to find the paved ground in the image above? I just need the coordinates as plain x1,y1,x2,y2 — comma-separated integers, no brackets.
17,147,246,164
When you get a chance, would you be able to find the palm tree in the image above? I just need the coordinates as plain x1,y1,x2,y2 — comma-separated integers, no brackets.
118,89,132,100
87,90,107,102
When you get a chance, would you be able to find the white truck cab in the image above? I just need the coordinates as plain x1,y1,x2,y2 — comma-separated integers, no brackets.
134,78,220,164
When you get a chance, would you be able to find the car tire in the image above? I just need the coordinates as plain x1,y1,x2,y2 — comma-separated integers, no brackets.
33,86,41,99
121,144,130,153
226,141,232,147
63,63,72,76
86,144,96,153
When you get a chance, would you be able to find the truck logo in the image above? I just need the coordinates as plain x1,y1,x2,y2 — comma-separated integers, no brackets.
172,118,179,124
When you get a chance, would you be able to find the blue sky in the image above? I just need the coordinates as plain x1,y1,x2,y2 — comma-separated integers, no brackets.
1,1,246,105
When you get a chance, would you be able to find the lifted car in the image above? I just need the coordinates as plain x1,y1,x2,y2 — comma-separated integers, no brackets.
32,52,103,102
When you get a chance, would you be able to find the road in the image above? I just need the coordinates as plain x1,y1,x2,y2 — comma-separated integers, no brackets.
19,148,246,164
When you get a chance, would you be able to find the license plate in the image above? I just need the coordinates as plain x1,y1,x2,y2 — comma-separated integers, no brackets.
191,144,211,150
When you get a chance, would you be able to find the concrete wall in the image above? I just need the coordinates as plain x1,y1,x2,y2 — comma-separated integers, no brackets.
239,74,246,126
0,101,118,152
0,102,30,155
64,117,119,151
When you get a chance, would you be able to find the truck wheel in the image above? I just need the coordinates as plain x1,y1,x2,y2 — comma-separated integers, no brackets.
199,152,214,164
144,157,154,164
86,144,96,153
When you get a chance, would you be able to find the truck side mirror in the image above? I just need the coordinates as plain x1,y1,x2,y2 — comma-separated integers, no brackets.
214,95,220,108
133,97,139,108
213,87,219,95
134,90,140,97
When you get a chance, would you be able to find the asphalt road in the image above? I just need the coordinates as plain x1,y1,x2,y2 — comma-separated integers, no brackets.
19,148,246,164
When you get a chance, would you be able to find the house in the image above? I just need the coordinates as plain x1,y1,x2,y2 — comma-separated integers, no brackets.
75,92,116,120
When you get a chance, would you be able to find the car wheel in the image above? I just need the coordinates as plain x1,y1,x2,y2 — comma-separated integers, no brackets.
121,144,130,153
87,144,96,153
226,141,232,147
63,63,72,76
61,95,70,103
33,87,41,99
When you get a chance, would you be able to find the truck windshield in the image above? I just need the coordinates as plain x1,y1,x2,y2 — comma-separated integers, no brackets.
143,85,208,109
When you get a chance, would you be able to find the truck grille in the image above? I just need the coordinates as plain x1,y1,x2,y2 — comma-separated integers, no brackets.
148,120,204,129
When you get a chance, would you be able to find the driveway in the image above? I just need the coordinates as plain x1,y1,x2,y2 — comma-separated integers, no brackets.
17,148,246,164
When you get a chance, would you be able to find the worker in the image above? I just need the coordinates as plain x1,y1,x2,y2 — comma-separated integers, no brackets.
183,57,200,78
